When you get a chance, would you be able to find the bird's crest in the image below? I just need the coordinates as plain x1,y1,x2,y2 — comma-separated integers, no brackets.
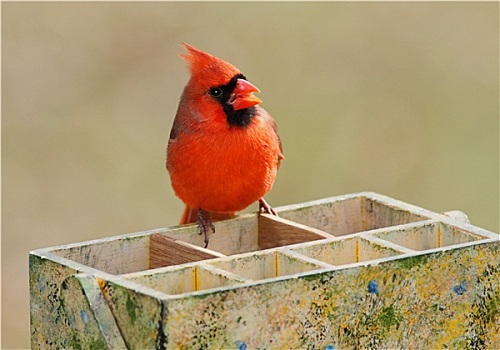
180,43,240,85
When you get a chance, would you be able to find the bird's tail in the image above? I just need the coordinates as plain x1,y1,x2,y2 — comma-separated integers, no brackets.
180,206,236,225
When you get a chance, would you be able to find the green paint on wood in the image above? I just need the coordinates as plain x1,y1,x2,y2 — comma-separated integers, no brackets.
89,337,107,350
397,254,429,269
378,305,404,330
126,295,137,323
68,335,83,350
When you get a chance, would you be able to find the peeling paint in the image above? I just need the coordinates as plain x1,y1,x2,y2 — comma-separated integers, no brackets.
29,193,500,348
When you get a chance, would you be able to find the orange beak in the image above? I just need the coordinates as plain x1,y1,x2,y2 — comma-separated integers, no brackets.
230,79,262,111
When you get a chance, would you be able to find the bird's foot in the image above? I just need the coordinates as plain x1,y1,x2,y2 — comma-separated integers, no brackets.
258,198,278,216
197,209,215,248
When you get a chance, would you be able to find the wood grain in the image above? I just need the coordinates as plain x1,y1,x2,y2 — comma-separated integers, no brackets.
258,214,334,250
149,234,224,269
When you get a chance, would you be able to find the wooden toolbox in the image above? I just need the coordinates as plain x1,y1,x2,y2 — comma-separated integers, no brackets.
30,192,500,349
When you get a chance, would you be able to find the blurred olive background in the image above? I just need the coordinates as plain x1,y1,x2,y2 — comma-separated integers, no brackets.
3,2,498,348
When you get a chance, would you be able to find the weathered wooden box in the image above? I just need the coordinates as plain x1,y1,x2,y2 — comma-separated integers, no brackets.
30,192,500,349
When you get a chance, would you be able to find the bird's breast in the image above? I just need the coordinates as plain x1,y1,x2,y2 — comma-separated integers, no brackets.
167,117,280,212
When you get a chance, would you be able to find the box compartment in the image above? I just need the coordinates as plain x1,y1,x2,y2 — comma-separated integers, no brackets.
372,222,487,251
290,237,405,266
206,250,327,281
277,195,429,237
121,265,246,295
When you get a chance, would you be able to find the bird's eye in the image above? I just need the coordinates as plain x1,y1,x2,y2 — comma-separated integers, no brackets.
209,87,223,98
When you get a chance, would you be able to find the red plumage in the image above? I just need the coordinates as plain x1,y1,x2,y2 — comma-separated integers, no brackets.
166,44,283,246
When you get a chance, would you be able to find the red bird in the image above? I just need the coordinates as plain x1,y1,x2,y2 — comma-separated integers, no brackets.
166,44,284,247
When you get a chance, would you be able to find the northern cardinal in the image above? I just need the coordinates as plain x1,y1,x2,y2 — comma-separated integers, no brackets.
166,44,284,247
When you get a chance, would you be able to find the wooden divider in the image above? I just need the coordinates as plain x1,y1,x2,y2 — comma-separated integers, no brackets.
149,234,225,269
258,214,334,249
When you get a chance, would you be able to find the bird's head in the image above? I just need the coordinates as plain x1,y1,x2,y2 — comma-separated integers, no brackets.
180,43,262,127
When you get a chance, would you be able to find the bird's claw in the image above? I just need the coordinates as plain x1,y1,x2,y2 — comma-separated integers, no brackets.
259,198,278,216
197,210,215,248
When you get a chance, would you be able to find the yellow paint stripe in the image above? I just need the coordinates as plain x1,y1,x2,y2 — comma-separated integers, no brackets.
194,266,200,291
437,224,442,248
